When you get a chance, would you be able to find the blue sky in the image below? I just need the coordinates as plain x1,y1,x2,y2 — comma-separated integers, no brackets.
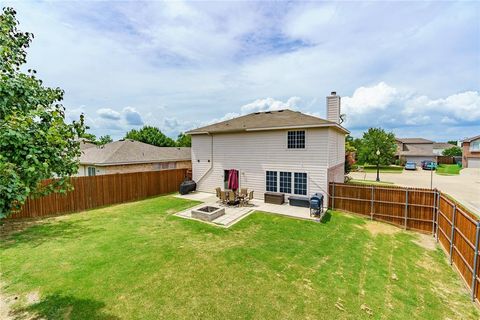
9,1,480,141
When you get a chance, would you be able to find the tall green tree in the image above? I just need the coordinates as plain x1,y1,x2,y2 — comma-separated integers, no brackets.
97,135,113,145
0,8,85,218
442,146,462,157
125,126,176,147
358,128,397,181
176,132,191,147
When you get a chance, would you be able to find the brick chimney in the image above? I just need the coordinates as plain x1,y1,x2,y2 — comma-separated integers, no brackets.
326,91,341,123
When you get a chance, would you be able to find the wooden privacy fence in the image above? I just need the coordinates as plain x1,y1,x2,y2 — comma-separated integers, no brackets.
329,182,480,303
10,169,189,219
437,156,456,165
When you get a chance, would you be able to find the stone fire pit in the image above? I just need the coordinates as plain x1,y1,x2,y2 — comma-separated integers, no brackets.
191,206,225,222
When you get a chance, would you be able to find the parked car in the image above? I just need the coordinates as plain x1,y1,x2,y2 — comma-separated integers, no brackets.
405,162,417,170
422,161,437,170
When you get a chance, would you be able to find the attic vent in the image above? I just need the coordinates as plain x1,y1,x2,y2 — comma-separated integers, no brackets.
277,110,284,112
265,111,272,114
254,112,261,115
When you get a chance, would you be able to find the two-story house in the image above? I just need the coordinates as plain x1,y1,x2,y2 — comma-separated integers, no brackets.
186,92,349,205
461,135,480,168
395,138,436,165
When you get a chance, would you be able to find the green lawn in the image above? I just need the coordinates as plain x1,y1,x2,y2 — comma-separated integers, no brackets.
354,165,404,174
348,179,395,186
436,164,462,175
1,195,478,319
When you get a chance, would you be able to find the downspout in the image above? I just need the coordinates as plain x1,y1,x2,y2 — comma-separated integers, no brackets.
196,133,213,184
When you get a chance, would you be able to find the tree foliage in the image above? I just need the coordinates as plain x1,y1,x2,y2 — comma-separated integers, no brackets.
442,146,462,157
125,126,176,147
176,132,191,147
358,128,397,165
0,8,85,218
97,135,113,145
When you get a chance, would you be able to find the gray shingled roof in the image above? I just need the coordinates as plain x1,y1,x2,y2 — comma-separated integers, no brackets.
462,135,480,143
80,140,191,166
397,144,435,156
396,138,434,144
433,142,455,149
78,138,97,151
186,109,349,134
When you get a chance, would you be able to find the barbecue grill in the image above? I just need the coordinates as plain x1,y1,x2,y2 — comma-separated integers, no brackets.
309,193,324,217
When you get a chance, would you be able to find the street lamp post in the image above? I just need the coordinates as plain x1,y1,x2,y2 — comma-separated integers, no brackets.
376,149,381,182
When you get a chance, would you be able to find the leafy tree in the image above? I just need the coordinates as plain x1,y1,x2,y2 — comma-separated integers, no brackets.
358,128,397,181
97,135,113,145
442,146,462,157
0,8,85,218
80,132,97,143
447,140,458,146
125,126,176,147
176,132,191,147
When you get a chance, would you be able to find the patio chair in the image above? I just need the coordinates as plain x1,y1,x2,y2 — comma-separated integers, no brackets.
243,191,254,206
220,191,227,205
228,191,236,205
240,188,248,197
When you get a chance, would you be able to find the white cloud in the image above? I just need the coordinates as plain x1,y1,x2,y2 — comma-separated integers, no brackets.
240,97,301,113
97,108,121,120
123,107,144,126
342,82,400,115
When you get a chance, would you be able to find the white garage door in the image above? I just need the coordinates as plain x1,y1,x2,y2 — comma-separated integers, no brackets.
468,158,480,168
406,156,435,165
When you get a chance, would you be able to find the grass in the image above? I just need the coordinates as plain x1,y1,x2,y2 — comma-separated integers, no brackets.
354,165,404,174
436,164,462,175
1,195,478,319
348,179,395,186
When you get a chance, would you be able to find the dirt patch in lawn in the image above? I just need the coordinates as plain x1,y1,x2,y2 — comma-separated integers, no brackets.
360,220,400,236
412,233,436,251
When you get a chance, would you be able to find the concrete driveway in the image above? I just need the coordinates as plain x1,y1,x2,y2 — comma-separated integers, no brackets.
350,168,480,216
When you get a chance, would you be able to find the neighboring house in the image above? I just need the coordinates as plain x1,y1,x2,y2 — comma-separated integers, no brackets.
186,92,349,204
396,138,436,165
433,142,455,155
78,139,191,176
461,135,480,168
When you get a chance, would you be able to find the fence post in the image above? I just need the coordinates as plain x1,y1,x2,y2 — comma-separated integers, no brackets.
449,204,457,265
471,221,480,301
331,183,335,210
370,185,374,220
404,189,409,230
435,191,440,242
432,189,437,237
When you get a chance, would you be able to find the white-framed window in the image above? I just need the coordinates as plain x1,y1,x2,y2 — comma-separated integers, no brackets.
471,140,480,151
279,172,292,193
287,130,305,149
266,171,277,192
87,166,96,176
294,172,307,195
266,170,307,195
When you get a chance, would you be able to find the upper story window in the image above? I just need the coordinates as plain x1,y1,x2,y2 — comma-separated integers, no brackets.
471,141,480,151
287,130,305,149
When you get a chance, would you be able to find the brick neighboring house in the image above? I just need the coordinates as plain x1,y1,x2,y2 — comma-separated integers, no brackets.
395,138,436,165
461,135,480,168
78,139,191,176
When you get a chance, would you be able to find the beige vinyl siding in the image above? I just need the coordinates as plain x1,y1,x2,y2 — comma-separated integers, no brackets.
191,128,334,202
191,134,213,183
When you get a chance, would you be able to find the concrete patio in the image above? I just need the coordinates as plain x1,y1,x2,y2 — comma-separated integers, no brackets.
174,192,316,227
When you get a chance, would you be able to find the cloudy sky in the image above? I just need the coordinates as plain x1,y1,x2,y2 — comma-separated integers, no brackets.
9,1,480,141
